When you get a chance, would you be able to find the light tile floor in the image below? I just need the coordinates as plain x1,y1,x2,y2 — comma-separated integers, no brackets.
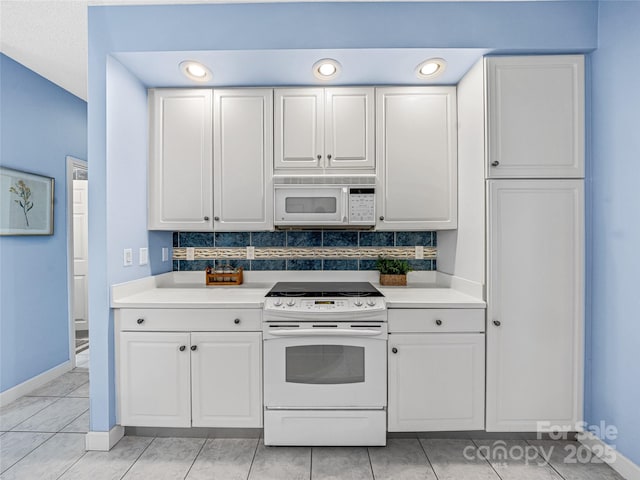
0,349,626,479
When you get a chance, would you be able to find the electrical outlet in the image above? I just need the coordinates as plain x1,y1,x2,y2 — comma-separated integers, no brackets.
186,247,195,261
139,247,148,266
123,248,133,266
162,247,169,262
246,246,255,260
415,246,424,260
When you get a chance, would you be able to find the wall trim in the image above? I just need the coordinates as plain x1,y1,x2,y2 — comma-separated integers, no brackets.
85,425,125,451
578,432,640,480
0,360,71,407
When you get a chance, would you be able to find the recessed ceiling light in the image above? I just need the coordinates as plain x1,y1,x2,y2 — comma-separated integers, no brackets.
179,60,212,82
416,58,447,80
313,58,341,80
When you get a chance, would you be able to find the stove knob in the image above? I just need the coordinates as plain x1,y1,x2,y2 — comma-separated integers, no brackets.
354,299,363,307
286,299,296,307
273,299,282,307
366,299,376,307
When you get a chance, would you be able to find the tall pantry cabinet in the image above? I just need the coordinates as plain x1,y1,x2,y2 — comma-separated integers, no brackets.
483,55,585,431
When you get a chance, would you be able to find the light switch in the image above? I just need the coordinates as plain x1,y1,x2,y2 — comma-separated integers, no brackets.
415,246,424,260
246,246,255,260
123,248,133,266
186,247,195,261
139,247,148,266
162,247,169,262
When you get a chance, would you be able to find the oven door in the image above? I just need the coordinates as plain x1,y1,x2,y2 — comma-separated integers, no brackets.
274,186,348,226
263,323,387,408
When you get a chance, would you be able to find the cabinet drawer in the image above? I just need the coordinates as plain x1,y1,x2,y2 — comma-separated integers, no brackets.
388,309,484,333
119,309,261,331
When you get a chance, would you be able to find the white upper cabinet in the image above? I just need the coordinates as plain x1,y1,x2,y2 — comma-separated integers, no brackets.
376,87,458,230
213,89,273,231
486,179,584,432
148,89,213,231
274,87,375,173
486,55,585,178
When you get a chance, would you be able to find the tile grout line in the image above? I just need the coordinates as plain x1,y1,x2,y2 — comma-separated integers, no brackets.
309,446,312,480
119,436,157,480
54,435,90,480
245,436,260,480
182,437,207,480
366,446,376,480
5,396,66,432
471,438,505,480
57,406,90,433
416,437,441,480
0,431,55,475
524,438,568,480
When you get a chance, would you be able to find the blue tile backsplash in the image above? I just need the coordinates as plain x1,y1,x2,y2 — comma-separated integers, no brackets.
173,230,437,271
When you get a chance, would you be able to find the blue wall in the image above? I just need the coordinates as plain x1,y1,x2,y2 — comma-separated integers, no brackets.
588,1,640,466
0,54,87,392
88,1,598,432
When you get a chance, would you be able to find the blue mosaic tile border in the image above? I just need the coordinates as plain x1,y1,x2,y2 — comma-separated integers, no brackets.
173,230,437,271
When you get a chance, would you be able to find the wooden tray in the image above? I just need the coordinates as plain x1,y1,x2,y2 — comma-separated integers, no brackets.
205,266,243,286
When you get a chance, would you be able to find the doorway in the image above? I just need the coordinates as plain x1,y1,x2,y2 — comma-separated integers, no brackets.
66,156,88,367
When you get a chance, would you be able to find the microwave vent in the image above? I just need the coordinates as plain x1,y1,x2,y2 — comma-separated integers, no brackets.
274,176,376,186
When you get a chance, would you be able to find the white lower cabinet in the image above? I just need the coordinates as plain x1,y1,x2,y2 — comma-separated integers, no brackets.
117,310,262,428
387,309,485,432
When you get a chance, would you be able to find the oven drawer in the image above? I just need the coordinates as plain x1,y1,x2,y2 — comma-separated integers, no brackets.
388,308,485,333
119,308,261,331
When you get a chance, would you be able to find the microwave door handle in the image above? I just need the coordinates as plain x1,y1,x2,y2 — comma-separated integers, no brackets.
268,329,383,337
342,187,348,223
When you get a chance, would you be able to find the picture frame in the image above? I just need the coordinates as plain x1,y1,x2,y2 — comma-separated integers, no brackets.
0,167,54,236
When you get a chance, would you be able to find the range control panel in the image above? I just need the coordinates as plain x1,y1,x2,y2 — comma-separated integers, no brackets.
264,297,386,313
349,188,375,224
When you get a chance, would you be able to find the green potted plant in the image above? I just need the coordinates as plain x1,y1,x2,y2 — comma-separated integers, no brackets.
375,257,413,286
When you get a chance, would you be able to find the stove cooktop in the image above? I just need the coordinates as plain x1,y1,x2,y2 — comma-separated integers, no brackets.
265,281,384,298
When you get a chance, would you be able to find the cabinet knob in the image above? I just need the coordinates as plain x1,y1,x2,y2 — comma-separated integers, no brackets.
327,154,332,160
179,345,186,351
379,216,384,221
234,318,241,324
191,345,197,351
493,320,501,327
136,318,144,325
317,154,322,160
391,347,398,354
435,319,442,326
214,216,220,221
491,161,500,167
204,216,210,221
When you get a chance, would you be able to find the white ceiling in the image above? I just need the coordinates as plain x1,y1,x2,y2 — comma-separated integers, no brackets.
0,0,531,101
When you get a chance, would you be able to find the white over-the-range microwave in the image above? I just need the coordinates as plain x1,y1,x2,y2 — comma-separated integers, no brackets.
274,177,376,228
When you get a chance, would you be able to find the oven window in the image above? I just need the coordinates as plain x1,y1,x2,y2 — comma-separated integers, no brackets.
285,197,337,214
285,345,365,384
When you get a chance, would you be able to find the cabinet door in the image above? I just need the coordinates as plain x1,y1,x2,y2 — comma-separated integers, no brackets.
388,333,485,431
213,89,273,231
376,87,457,230
191,332,262,428
486,180,584,431
274,89,324,171
325,88,375,170
148,89,213,231
119,331,191,427
486,56,585,178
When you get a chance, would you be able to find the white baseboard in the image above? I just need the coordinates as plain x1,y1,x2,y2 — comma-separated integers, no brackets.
0,360,72,407
578,431,640,480
85,425,125,451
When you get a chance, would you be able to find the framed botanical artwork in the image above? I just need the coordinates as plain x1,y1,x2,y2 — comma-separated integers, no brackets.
0,167,54,236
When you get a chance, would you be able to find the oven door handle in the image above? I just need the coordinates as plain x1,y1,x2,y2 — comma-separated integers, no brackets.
267,328,383,337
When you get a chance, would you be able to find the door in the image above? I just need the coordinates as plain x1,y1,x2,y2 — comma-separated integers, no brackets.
388,333,485,432
486,179,584,431
376,87,458,230
72,179,89,331
119,331,191,427
263,329,387,408
274,88,324,170
213,89,273,231
148,89,213,231
191,332,262,428
486,55,585,178
325,88,375,170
